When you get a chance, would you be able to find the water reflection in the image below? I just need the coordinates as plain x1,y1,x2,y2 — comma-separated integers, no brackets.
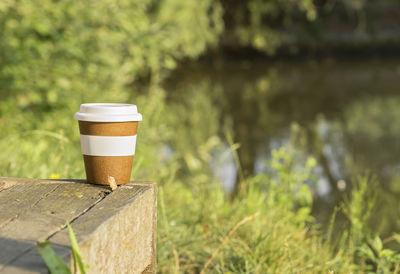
165,58,400,236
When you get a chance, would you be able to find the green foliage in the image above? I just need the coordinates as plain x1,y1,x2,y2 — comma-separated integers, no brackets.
68,223,88,274
0,0,223,180
222,0,378,54
358,236,400,273
0,0,223,107
343,98,400,236
157,145,356,273
1,80,398,273
37,241,71,274
345,175,377,246
229,0,317,54
2,80,398,273
342,176,400,273
1,1,399,273
37,223,86,274
259,147,316,225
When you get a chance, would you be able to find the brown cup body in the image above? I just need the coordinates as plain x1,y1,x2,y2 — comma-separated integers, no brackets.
78,121,138,185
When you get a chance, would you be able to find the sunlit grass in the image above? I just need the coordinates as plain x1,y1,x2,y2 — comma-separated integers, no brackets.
1,87,400,273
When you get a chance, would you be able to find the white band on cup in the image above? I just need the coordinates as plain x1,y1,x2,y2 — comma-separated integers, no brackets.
80,135,136,156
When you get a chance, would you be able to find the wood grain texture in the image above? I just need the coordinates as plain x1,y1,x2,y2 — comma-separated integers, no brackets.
0,178,156,274
0,183,108,269
0,184,60,228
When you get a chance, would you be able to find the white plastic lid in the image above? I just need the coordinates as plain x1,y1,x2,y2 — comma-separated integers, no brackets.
74,103,143,122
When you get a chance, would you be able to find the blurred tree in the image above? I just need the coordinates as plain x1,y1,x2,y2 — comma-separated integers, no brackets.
221,0,317,54
0,0,223,108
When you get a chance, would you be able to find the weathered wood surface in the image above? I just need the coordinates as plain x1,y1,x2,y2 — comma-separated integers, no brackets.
0,177,157,274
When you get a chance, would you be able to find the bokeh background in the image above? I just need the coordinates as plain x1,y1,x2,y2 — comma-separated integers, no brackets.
1,0,400,272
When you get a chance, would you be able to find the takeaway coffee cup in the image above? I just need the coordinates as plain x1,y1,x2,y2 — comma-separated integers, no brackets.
74,103,142,185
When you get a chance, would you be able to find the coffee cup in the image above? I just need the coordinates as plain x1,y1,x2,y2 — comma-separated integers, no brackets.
74,103,142,185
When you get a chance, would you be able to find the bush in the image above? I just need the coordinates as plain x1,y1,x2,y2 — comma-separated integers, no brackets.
2,1,400,273
0,0,223,107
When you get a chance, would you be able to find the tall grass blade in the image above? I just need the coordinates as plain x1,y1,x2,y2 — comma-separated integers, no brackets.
37,241,71,274
67,222,87,274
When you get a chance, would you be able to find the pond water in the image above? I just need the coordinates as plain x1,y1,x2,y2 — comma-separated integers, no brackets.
165,57,400,238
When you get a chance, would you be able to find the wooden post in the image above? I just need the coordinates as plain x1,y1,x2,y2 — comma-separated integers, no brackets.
0,177,157,274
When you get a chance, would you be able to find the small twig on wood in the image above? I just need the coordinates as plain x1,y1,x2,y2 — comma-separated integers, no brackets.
200,212,259,273
108,176,117,191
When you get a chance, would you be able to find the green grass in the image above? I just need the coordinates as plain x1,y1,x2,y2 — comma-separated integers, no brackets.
37,223,87,274
1,0,400,272
2,87,400,273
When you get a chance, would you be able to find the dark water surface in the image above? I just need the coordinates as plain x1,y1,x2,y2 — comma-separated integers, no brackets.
166,57,400,237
